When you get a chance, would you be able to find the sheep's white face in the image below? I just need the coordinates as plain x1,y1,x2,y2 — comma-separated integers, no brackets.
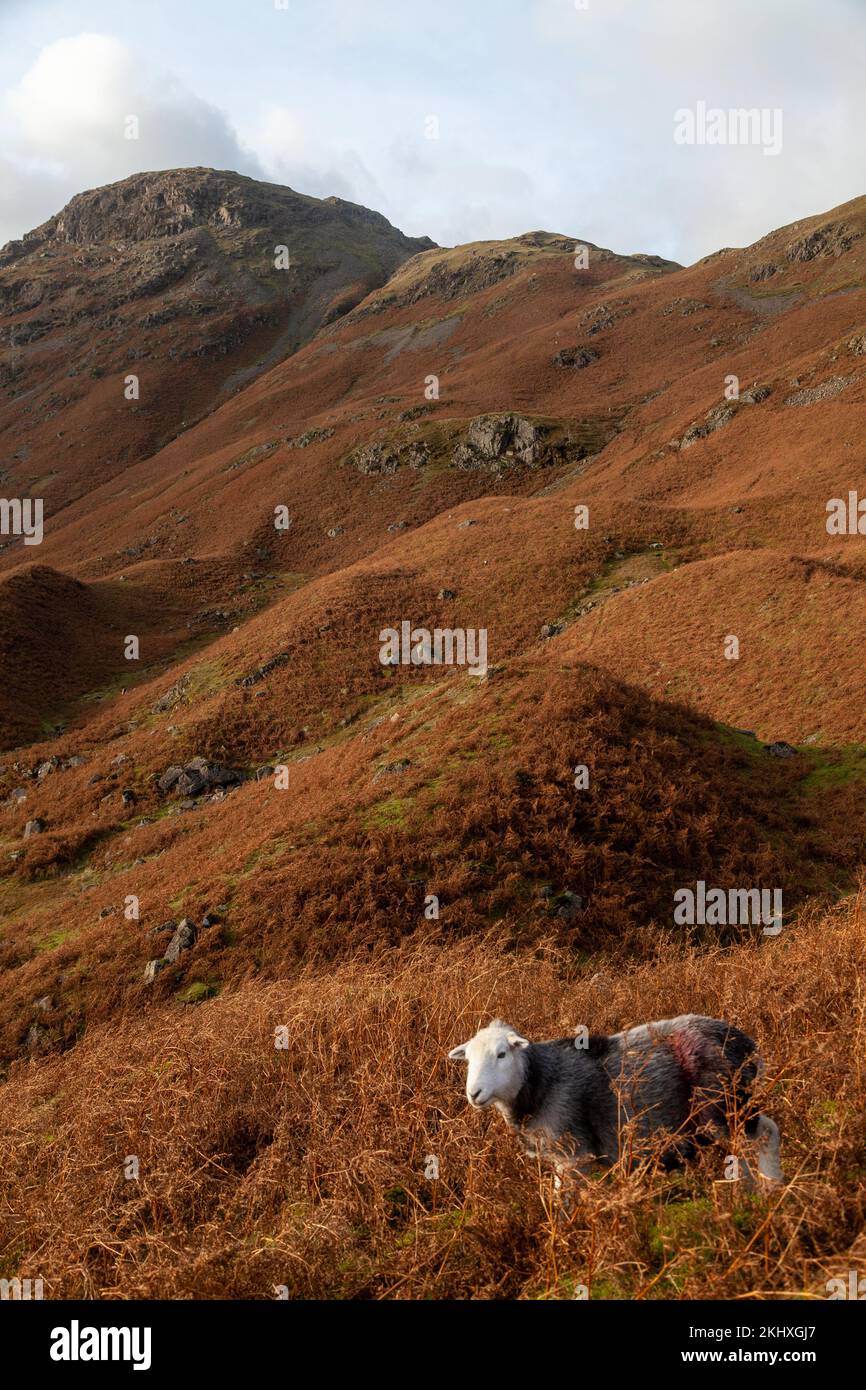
448,1020,530,1109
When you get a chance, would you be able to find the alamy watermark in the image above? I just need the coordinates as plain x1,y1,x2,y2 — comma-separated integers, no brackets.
0,497,43,546
379,620,487,676
826,491,866,535
674,881,782,934
674,102,783,157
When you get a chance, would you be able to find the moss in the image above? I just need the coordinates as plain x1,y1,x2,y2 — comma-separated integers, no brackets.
647,1197,715,1269
361,797,411,830
177,979,220,1004
34,926,73,954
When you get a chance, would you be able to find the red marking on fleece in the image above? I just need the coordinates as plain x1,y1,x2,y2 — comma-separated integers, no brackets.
668,1028,703,1088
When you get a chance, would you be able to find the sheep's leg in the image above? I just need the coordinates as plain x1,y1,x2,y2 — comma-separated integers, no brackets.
733,1115,783,1188
754,1114,783,1183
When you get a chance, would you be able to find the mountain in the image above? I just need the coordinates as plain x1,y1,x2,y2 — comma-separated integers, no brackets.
0,168,434,518
0,172,864,1300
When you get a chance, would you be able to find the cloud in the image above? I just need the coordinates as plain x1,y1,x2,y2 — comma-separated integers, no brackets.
255,103,389,210
0,33,260,245
1,4,865,263
530,0,866,260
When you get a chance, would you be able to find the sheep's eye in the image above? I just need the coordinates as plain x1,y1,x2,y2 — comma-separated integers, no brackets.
497,1050,507,1059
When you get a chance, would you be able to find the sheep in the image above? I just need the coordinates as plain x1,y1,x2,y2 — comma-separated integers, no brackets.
448,1014,783,1186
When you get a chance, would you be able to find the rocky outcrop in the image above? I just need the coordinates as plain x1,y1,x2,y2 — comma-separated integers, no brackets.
158,756,244,798
349,439,430,475
784,375,853,407
15,169,435,258
553,346,599,369
452,414,545,471
453,414,542,469
236,653,290,689
785,222,862,263
390,248,520,307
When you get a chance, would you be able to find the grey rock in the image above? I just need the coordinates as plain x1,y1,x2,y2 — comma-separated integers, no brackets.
159,757,243,798
454,413,543,471
164,918,196,963
764,741,797,758
553,345,599,369
148,920,176,938
372,759,411,782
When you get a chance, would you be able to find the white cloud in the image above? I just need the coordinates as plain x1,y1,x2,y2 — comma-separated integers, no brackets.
254,103,388,210
0,33,260,245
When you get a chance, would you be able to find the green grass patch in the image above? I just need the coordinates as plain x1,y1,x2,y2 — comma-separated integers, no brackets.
177,979,220,1005
801,745,866,791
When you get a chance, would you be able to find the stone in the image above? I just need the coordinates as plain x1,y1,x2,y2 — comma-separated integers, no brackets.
159,757,243,798
372,759,411,782
158,765,185,793
24,818,46,837
681,402,737,449
556,891,584,921
148,920,176,938
764,741,796,758
455,412,543,470
164,918,196,963
553,345,599,369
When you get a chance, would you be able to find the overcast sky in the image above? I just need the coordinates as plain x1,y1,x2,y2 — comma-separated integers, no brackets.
1,0,864,264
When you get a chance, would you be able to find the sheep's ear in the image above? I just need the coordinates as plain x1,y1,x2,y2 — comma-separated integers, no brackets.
448,1043,469,1061
506,1032,530,1049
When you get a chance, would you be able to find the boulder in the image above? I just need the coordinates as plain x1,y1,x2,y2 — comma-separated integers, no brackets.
158,757,244,798
454,413,543,471
553,345,599,369
764,741,796,758
164,918,196,963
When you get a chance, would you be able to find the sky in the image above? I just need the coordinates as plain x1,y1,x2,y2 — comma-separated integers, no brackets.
0,0,864,265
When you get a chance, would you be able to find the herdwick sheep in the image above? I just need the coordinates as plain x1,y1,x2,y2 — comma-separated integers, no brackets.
448,1014,783,1186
